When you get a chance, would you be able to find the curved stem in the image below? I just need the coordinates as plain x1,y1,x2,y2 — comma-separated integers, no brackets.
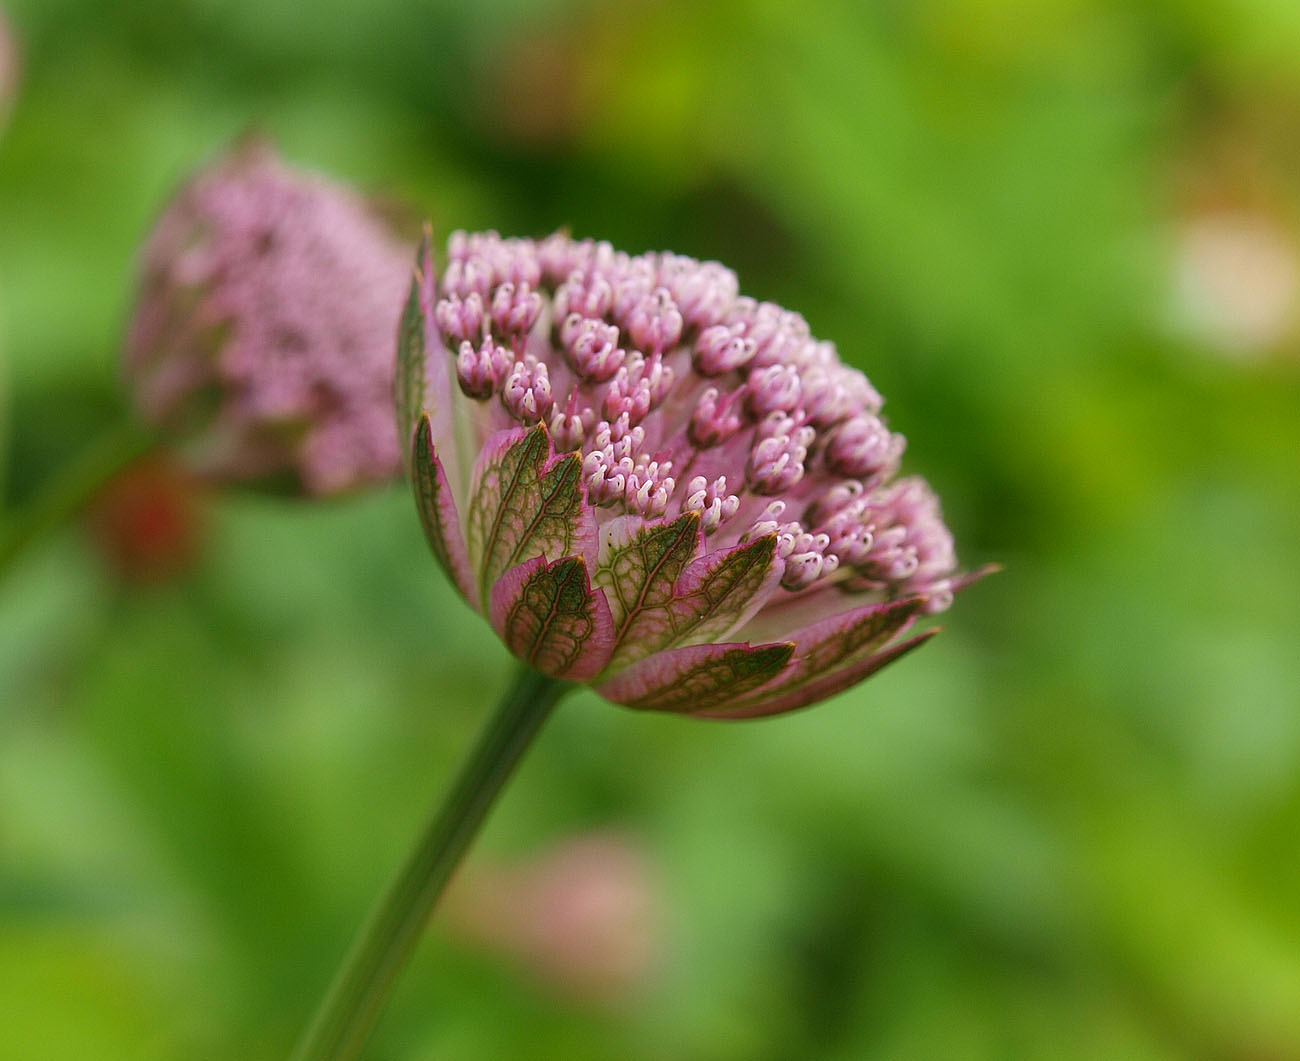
0,417,156,578
292,664,571,1061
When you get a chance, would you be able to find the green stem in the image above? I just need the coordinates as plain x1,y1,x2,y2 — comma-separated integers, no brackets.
0,417,156,577
292,664,571,1061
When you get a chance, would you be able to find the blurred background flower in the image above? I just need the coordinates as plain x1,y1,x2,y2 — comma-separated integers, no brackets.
442,830,660,1006
0,0,1298,1058
1169,208,1300,359
0,7,17,136
124,138,413,496
83,454,204,585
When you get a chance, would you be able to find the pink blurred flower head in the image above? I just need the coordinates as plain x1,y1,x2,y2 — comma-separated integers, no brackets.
0,8,18,133
124,139,412,496
399,231,989,718
445,832,658,1003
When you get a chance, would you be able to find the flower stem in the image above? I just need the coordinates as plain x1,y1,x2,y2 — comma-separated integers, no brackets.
292,664,571,1061
0,417,156,578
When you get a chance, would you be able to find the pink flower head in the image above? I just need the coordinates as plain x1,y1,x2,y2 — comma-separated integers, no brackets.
123,139,412,495
399,231,988,719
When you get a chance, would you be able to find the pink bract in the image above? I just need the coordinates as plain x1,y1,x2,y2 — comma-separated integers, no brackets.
399,230,987,718
124,139,412,496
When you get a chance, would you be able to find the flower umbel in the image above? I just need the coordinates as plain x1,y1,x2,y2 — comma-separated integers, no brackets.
124,139,413,495
400,231,983,718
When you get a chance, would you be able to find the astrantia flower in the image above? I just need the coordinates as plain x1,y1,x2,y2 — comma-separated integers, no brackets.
398,231,983,719
124,139,412,495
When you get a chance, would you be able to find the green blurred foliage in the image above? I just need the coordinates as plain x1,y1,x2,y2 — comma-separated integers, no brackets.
2,0,1299,1057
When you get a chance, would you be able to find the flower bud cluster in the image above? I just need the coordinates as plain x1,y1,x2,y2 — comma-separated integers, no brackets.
427,231,957,606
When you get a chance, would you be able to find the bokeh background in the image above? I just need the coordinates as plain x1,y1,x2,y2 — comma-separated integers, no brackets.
3,1,1299,1058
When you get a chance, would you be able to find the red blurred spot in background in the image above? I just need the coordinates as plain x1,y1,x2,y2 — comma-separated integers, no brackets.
86,455,204,583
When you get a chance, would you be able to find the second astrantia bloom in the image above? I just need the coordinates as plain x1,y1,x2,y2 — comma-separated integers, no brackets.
125,140,412,496
398,232,978,718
